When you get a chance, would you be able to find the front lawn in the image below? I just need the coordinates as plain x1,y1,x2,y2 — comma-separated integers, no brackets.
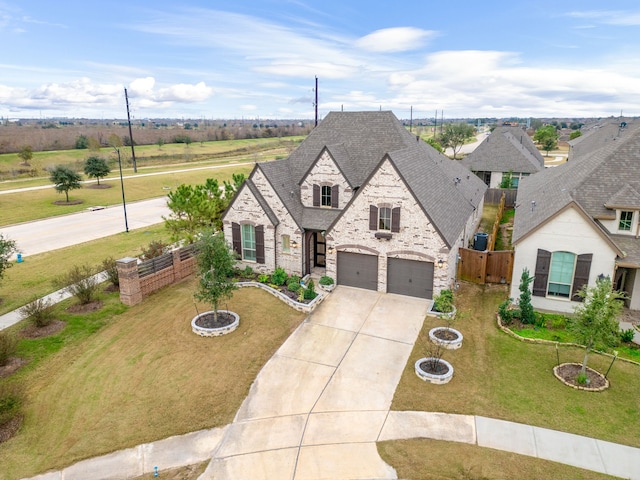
391,282,640,448
0,280,305,480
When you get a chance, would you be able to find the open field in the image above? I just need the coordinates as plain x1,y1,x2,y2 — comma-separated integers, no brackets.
0,136,303,185
0,223,171,316
0,163,252,226
0,281,306,480
392,282,640,449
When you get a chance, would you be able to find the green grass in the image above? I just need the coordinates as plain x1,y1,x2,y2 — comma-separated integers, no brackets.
378,439,619,480
0,223,171,315
392,282,640,448
0,282,306,480
0,163,253,226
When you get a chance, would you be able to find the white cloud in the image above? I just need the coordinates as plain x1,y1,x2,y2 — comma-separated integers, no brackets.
355,27,434,53
565,10,640,26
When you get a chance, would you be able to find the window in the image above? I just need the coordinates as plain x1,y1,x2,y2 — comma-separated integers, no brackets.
379,207,392,230
321,185,332,207
241,224,256,261
547,251,576,298
619,211,633,231
282,234,290,253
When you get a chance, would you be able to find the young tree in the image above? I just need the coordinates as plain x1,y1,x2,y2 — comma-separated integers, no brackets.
194,230,238,322
518,268,535,325
83,156,111,185
569,130,582,141
50,165,82,202
18,145,33,166
0,234,17,286
425,137,444,153
533,125,559,155
499,170,514,189
75,135,89,149
439,123,476,159
569,277,624,377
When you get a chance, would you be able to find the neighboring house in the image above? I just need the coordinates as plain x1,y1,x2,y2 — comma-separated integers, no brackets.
461,126,545,188
510,120,640,313
223,111,487,299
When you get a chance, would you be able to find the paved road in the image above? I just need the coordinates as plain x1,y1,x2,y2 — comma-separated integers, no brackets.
0,197,170,259
444,133,486,157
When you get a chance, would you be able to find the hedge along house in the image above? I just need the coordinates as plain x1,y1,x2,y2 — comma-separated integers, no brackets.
222,111,487,299
461,126,545,188
510,120,640,313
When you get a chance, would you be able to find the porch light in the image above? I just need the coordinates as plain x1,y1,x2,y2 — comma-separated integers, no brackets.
291,240,299,248
437,259,446,269
327,246,335,254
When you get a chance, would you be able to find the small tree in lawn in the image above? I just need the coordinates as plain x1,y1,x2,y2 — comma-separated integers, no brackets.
194,230,238,322
84,156,111,185
518,268,535,325
569,277,624,378
18,145,33,166
0,234,17,287
50,165,82,202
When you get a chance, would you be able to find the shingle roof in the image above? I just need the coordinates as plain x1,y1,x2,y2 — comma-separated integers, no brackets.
461,127,544,174
243,111,486,244
512,119,640,265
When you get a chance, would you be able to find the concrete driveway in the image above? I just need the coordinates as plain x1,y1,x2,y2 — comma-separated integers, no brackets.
199,286,429,479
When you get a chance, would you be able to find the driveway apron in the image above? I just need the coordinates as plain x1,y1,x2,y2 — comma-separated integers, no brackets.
199,286,429,480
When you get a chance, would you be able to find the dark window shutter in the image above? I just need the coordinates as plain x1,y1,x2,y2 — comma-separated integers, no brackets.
331,185,339,208
391,207,401,233
532,249,551,297
369,205,378,230
255,225,265,264
313,184,320,207
231,222,241,256
572,253,592,301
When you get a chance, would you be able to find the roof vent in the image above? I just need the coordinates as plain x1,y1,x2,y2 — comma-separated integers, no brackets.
531,200,536,212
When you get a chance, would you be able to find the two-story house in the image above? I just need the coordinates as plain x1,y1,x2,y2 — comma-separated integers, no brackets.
223,111,487,299
510,120,640,312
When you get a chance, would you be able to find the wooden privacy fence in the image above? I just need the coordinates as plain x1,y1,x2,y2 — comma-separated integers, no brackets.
484,188,517,208
458,248,514,285
487,192,506,251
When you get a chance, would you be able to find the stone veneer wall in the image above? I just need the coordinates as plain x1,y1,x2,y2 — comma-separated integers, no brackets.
299,149,352,208
117,249,197,307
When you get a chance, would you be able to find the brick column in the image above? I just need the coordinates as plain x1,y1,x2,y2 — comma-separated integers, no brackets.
117,257,142,306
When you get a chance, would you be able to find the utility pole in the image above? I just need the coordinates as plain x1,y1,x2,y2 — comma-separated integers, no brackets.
314,76,318,127
124,88,137,173
410,106,413,133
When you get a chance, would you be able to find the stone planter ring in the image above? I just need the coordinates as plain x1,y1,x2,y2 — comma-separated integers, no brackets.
191,310,240,337
429,327,463,350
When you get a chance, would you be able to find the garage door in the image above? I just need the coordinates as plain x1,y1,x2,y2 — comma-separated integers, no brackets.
387,258,434,299
337,252,378,291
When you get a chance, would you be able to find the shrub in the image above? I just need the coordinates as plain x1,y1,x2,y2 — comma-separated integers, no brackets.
433,289,454,313
258,274,269,283
518,268,535,325
101,256,119,287
289,275,300,284
243,266,254,277
498,299,518,325
19,296,55,327
287,280,301,293
141,240,168,260
0,331,18,366
53,264,101,305
0,383,23,427
303,279,317,300
319,275,334,286
576,372,589,385
271,267,288,286
621,329,636,343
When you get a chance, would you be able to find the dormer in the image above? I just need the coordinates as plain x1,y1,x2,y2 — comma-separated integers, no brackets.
602,184,640,236
299,146,352,209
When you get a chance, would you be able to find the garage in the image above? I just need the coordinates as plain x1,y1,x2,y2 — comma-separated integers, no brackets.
337,252,378,291
387,258,434,299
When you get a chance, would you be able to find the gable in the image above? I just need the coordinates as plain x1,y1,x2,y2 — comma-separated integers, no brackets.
299,148,352,209
224,181,277,227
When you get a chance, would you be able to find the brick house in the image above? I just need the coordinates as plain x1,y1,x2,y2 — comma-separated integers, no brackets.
461,126,545,188
223,111,487,299
510,120,640,312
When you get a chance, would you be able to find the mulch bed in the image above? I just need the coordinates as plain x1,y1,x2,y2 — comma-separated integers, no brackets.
555,363,608,390
20,320,66,339
52,200,83,205
433,328,459,341
0,415,23,444
419,359,450,375
195,311,236,329
0,357,29,378
66,301,103,314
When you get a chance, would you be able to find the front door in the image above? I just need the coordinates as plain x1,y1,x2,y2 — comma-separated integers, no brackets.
314,232,326,267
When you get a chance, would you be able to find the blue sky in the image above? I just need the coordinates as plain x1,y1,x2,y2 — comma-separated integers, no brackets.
2,0,640,120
